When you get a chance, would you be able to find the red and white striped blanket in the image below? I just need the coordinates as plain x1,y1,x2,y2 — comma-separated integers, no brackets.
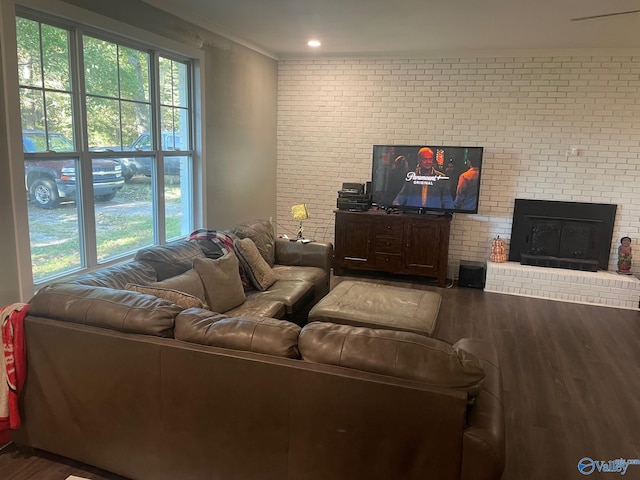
0,302,28,444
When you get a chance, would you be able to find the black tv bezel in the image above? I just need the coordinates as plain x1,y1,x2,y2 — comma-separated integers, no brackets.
370,144,484,215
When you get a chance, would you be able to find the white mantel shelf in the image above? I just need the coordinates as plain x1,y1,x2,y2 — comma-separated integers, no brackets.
485,261,640,311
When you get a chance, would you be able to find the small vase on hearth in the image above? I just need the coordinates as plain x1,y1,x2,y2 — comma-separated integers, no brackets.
490,236,507,263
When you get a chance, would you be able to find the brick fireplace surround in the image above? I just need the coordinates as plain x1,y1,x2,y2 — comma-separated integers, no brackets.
484,262,640,311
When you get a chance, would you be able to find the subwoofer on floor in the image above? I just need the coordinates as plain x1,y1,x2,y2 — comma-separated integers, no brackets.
458,260,486,289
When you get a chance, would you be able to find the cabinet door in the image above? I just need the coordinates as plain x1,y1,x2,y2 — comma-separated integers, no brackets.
403,220,443,273
335,213,373,270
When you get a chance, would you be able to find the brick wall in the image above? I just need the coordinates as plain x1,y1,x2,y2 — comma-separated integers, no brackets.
277,55,640,277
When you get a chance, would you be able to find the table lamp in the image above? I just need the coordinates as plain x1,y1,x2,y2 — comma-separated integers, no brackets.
291,204,309,240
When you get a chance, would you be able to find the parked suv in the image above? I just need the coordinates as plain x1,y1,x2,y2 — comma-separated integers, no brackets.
23,130,124,209
121,132,186,177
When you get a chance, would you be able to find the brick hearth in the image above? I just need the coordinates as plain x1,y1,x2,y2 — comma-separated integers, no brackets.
485,261,640,311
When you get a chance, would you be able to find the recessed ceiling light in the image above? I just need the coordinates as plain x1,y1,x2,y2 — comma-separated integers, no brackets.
307,40,321,48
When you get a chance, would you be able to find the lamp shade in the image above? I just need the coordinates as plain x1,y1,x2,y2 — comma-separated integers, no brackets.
291,204,309,221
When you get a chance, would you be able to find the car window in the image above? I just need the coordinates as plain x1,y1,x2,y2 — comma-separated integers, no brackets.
132,134,151,151
23,136,37,153
162,133,182,150
130,132,186,151
23,133,48,152
48,134,74,152
23,131,74,153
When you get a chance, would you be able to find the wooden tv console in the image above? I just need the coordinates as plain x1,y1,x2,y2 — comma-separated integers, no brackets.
333,209,452,287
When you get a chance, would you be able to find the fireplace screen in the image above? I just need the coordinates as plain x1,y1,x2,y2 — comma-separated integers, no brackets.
529,218,593,259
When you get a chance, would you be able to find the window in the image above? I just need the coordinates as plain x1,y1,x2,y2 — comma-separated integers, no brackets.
17,12,197,283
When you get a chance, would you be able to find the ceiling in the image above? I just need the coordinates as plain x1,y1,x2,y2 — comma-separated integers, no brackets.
141,0,640,58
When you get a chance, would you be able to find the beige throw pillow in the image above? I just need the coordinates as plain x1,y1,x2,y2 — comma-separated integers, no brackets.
193,253,246,313
125,283,207,310
233,237,278,291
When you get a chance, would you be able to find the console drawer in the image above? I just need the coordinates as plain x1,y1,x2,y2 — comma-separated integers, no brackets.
374,236,403,253
374,218,404,236
374,253,403,269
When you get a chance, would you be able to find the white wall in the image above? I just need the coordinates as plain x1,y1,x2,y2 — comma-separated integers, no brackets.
277,55,640,276
0,0,21,304
206,43,277,229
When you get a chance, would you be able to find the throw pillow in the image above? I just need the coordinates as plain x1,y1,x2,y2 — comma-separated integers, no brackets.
227,219,276,267
125,283,207,310
233,237,278,291
193,253,246,313
151,268,207,307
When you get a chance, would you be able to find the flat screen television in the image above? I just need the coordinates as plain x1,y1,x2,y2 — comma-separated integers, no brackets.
371,145,484,214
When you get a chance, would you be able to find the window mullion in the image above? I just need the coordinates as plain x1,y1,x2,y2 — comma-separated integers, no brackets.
71,26,97,268
36,22,49,143
150,51,166,244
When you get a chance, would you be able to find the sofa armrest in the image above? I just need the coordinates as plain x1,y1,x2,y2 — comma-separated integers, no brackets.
454,338,505,480
275,238,333,274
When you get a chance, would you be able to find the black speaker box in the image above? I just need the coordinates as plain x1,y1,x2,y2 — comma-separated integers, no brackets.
458,260,486,289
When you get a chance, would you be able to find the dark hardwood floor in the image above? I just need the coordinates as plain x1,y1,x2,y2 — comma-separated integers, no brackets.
2,272,639,479
0,443,127,480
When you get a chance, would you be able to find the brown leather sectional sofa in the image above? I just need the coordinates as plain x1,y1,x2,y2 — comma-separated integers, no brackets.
59,219,333,325
13,219,505,480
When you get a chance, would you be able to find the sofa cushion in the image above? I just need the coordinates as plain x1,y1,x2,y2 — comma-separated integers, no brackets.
234,237,278,291
175,309,301,358
272,265,326,285
151,269,207,306
28,283,180,337
66,261,157,289
299,322,485,397
227,219,276,267
125,284,207,310
272,265,328,301
193,253,246,313
224,298,287,319
244,280,314,315
134,240,205,281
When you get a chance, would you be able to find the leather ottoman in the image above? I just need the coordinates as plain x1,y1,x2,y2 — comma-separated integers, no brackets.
308,280,441,337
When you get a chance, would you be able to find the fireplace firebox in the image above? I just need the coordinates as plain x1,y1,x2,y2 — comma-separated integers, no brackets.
509,199,617,271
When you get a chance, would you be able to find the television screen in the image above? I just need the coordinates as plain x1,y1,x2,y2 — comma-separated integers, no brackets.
371,145,483,214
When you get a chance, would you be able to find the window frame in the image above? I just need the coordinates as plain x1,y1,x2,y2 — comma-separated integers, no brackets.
7,0,205,298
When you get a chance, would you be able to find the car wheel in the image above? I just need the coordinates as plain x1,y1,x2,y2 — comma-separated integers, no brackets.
30,178,60,209
95,192,117,202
